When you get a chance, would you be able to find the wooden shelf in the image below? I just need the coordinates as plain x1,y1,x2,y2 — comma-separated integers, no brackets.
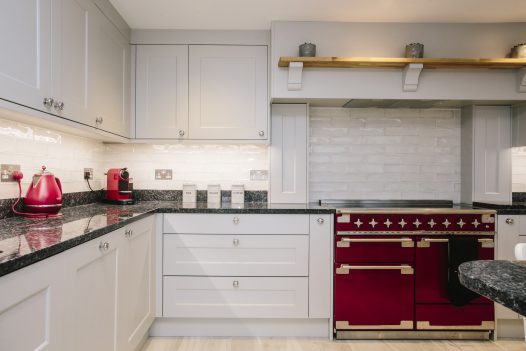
278,56,526,69
279,56,526,92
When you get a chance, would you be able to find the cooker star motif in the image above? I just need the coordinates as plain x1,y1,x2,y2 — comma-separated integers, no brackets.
354,218,363,228
413,219,422,228
442,219,451,228
384,219,392,228
399,219,407,228
457,219,465,228
472,219,480,228
369,219,378,228
428,219,436,228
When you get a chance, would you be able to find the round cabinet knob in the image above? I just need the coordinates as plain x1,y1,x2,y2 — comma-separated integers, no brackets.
258,130,265,137
179,130,185,137
125,229,132,237
43,97,54,108
506,218,515,225
233,280,239,288
99,242,110,251
317,218,325,224
233,239,240,246
233,217,240,225
95,117,103,125
53,101,64,111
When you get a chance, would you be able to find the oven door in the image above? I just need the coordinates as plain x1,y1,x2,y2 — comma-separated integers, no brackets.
334,263,414,330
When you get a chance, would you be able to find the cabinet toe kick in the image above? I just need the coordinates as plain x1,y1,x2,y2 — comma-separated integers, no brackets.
416,321,495,330
335,320,414,330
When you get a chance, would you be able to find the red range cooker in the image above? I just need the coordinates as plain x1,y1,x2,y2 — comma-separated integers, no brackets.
326,200,496,340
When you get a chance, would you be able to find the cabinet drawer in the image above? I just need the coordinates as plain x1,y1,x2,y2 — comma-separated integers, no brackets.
163,276,308,318
163,234,308,276
163,214,309,234
335,236,414,263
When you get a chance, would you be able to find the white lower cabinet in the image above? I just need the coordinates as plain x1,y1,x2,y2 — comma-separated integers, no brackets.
0,215,155,351
160,213,333,330
163,276,308,318
0,248,69,351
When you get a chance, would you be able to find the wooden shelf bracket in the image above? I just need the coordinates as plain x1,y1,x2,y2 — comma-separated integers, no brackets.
518,68,526,93
288,62,303,91
402,63,424,92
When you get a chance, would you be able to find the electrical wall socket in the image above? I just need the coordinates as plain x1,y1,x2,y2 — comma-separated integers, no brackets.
1,164,20,182
84,168,93,180
250,169,268,181
155,169,173,180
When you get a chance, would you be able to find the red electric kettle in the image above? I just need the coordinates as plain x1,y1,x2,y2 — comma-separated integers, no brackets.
12,166,63,218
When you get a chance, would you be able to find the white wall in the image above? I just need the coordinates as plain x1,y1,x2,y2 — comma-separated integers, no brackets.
512,147,526,192
309,107,461,202
0,116,268,200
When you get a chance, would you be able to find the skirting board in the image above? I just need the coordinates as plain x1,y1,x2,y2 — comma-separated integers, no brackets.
496,319,525,339
150,318,330,338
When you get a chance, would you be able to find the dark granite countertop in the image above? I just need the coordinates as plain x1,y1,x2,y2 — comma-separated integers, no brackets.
0,201,335,278
459,260,526,316
473,201,526,215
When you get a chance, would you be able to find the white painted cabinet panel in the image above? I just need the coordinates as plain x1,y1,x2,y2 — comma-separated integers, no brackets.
0,0,52,111
163,234,309,276
163,276,308,318
90,6,130,137
512,104,526,147
189,45,268,140
308,214,332,318
69,231,122,351
270,104,308,203
135,45,189,139
117,216,156,351
163,213,310,235
0,251,68,351
52,0,93,124
496,215,525,320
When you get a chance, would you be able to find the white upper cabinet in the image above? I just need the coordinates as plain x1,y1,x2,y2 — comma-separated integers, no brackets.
461,105,512,204
135,45,188,139
0,0,53,111
89,6,130,137
52,0,93,123
188,45,268,140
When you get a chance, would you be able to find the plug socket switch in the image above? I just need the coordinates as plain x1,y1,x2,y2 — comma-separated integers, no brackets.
84,168,93,180
155,169,173,180
1,164,21,182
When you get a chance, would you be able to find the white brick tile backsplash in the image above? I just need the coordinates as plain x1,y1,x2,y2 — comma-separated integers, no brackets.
309,107,462,203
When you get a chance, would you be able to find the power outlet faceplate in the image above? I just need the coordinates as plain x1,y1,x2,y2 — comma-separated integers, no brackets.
250,169,268,181
84,168,93,180
1,164,21,182
155,169,173,180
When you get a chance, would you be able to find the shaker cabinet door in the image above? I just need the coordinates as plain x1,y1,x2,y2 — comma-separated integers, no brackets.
135,45,189,139
0,0,53,111
188,45,268,140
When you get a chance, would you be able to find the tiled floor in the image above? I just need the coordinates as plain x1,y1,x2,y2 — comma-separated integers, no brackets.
141,337,526,351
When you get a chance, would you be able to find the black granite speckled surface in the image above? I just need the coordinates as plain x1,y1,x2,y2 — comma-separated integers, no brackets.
473,202,526,215
0,201,334,277
459,260,526,316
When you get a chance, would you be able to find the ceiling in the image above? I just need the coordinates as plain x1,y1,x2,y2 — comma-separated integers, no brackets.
109,0,526,30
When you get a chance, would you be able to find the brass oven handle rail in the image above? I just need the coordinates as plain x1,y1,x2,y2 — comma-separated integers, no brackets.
336,264,414,275
417,237,494,248
337,237,414,248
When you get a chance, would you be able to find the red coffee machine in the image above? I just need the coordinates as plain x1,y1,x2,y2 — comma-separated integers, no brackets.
104,168,134,205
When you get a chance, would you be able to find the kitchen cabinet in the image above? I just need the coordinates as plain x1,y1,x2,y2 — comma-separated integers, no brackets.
512,104,526,147
0,245,69,351
188,45,268,140
116,216,155,351
69,229,121,351
158,213,331,335
461,105,512,204
270,104,308,203
0,0,52,111
89,5,130,137
0,0,130,138
135,45,188,139
496,215,526,320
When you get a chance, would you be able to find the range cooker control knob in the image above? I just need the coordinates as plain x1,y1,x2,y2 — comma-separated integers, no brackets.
317,218,325,224
506,218,515,225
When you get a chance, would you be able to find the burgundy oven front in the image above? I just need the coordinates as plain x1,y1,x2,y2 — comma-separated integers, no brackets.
333,208,496,339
